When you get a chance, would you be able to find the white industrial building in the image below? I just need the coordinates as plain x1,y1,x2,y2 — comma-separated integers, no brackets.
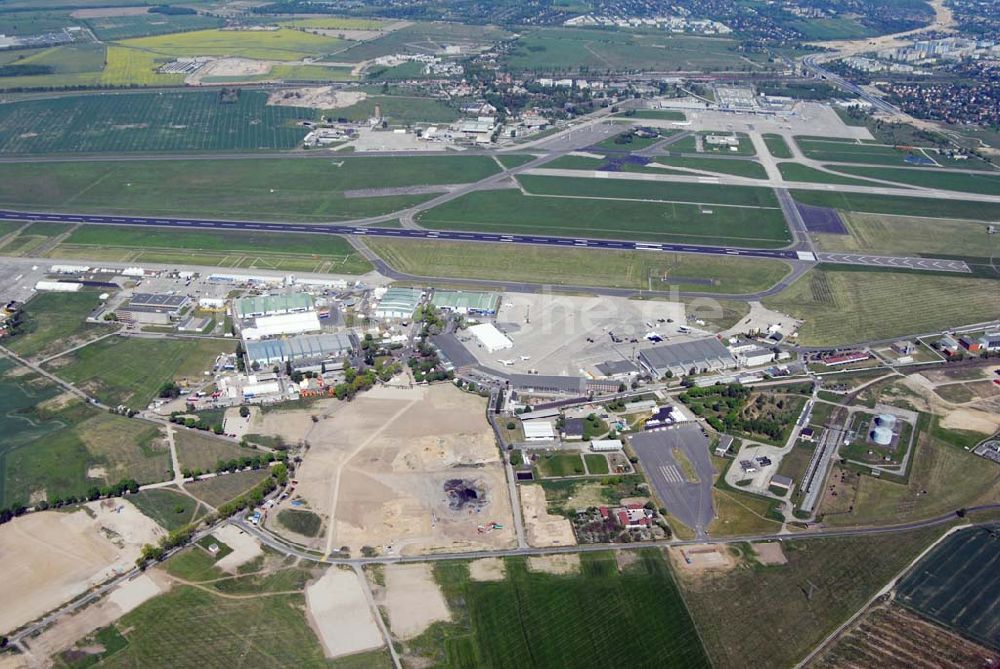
468,323,513,352
590,439,623,451
373,287,423,320
35,280,81,292
523,421,556,442
241,311,321,340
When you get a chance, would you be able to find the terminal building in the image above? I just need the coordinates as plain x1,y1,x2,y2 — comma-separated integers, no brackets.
638,338,736,378
430,290,501,316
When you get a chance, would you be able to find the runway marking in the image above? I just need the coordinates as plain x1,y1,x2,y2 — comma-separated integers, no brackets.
660,465,684,485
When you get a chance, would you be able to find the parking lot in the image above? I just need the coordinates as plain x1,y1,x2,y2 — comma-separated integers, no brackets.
629,424,715,537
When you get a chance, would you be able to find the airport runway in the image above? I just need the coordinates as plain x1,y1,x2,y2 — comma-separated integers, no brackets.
0,208,972,273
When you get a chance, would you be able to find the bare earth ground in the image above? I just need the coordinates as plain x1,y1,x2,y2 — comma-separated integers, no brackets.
71,6,150,17
520,484,576,548
212,524,263,573
527,553,581,575
898,374,1000,434
305,567,384,659
378,563,450,639
752,542,788,565
272,384,515,556
667,545,738,578
267,87,366,110
0,500,164,635
187,58,275,85
468,557,506,582
16,572,168,667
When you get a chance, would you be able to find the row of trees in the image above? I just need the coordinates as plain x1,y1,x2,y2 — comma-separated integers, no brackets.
181,452,286,480
0,478,141,526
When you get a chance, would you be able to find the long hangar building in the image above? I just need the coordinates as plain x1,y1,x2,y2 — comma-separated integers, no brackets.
638,338,736,378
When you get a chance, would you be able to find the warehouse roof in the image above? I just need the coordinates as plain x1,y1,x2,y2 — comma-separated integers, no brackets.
374,287,423,316
246,333,358,363
431,290,501,313
638,338,734,371
130,293,188,309
242,311,321,340
233,293,314,319
596,359,638,376
468,322,513,351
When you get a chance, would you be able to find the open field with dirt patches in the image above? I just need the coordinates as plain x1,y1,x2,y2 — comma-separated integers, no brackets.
266,384,515,556
3,291,111,360
813,211,1000,257
0,499,163,635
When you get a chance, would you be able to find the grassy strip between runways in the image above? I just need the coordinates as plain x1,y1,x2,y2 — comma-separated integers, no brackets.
366,237,791,294
763,267,1000,345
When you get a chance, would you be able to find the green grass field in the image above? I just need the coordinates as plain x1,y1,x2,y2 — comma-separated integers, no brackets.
0,10,75,36
51,224,373,274
96,586,330,668
763,268,1000,345
405,553,709,667
503,28,769,72
418,187,791,248
185,468,270,508
278,17,386,30
536,453,587,477
584,453,610,475
813,212,999,258
519,175,778,207
655,156,768,179
327,94,460,124
794,138,921,165
277,508,323,537
763,134,793,159
4,291,111,359
0,155,499,221
173,430,246,474
828,165,1000,195
130,487,206,531
824,418,1000,527
679,525,952,668
331,22,511,63
0,360,171,504
0,91,313,154
366,238,791,294
790,189,1000,221
625,110,686,121
778,162,902,187
48,336,226,409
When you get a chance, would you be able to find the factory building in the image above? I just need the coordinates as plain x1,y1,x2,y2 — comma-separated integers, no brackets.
430,290,501,316
233,293,314,320
245,333,358,368
468,322,513,352
118,292,189,325
373,287,424,320
35,281,81,292
638,338,736,378
522,421,556,442
241,311,322,340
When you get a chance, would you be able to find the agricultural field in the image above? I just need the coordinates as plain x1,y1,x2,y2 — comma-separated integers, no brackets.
810,602,1000,668
119,28,347,61
86,12,223,40
827,165,1000,196
365,238,791,294
185,468,270,508
503,28,770,72
812,212,997,259
763,268,1000,345
0,41,107,89
418,188,791,248
677,525,953,669
0,91,314,154
402,552,709,667
896,525,1000,650
0,155,498,221
49,224,373,275
3,291,111,359
46,336,226,409
654,156,768,179
278,17,387,30
0,361,171,505
0,10,75,36
791,189,1000,221
277,508,323,537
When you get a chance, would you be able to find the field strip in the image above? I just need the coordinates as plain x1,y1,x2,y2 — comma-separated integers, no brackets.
519,191,781,210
